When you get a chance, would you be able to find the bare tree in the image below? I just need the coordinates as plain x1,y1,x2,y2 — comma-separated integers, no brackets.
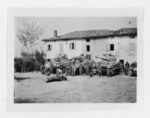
16,19,43,54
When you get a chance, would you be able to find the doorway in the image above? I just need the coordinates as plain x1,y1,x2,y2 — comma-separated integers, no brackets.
119,59,124,66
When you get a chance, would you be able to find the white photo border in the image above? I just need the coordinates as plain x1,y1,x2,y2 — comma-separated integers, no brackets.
7,8,144,111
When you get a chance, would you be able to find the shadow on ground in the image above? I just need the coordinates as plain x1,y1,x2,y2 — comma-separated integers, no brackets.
14,76,32,81
14,98,36,103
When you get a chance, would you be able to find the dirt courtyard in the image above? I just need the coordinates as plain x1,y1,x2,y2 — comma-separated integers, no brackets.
14,72,136,103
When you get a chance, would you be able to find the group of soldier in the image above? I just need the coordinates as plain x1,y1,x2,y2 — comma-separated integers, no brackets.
43,59,134,83
40,57,131,77
41,59,103,77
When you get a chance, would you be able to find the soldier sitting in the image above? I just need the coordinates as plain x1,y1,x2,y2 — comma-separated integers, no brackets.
46,74,67,83
46,68,67,83
56,68,63,76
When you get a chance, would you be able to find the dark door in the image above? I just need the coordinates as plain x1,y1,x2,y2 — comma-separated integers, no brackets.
119,59,124,66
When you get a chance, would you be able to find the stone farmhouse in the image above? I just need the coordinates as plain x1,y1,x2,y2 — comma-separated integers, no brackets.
42,28,137,64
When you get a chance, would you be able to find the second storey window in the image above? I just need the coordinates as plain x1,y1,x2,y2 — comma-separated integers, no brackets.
110,44,114,51
69,43,76,50
106,44,114,51
86,45,90,52
48,44,52,51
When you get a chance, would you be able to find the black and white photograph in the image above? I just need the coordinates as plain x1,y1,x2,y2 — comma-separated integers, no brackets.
6,8,144,111
0,0,148,116
14,16,137,103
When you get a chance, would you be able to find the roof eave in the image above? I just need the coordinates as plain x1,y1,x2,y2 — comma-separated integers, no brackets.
42,33,137,42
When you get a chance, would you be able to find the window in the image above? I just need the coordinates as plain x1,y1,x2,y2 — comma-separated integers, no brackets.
86,39,90,42
106,44,114,51
69,43,76,50
110,44,114,51
48,44,52,51
72,43,74,49
86,45,90,52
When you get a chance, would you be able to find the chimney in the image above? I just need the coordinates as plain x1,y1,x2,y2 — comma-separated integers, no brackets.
54,30,57,37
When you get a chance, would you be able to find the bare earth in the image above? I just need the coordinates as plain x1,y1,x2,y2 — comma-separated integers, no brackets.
14,72,136,103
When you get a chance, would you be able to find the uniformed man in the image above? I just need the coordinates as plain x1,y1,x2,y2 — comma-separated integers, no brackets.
79,62,83,75
44,59,52,76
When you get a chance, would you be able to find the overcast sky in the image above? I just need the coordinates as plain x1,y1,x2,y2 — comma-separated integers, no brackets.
15,17,137,57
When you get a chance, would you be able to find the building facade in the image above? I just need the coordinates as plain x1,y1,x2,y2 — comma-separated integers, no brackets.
42,28,137,64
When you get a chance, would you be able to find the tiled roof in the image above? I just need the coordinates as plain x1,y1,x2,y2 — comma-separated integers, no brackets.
42,28,137,42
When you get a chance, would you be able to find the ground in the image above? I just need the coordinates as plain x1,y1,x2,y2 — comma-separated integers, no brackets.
14,72,136,103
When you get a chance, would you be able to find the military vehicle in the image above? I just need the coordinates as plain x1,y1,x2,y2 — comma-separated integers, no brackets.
128,61,137,76
95,54,123,77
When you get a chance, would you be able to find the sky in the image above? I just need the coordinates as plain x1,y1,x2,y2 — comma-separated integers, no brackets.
15,17,137,57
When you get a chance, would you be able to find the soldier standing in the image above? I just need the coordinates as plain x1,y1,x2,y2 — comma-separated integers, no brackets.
86,64,90,76
97,62,102,76
44,59,52,76
79,62,83,75
72,63,76,76
124,61,130,75
125,61,130,68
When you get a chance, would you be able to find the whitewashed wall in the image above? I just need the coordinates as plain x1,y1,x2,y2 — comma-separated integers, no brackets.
43,36,137,64
82,36,137,63
64,40,83,58
43,40,83,59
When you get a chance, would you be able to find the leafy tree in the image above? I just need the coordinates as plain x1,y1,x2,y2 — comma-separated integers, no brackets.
15,19,44,72
16,19,43,54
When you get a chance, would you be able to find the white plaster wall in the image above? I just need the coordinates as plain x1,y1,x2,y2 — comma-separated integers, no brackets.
82,38,110,61
43,36,137,63
43,40,83,59
43,41,59,59
82,36,137,63
111,37,137,63
63,40,83,59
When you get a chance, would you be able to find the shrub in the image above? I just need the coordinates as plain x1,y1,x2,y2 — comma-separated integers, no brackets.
14,57,23,72
35,50,45,66
14,51,45,72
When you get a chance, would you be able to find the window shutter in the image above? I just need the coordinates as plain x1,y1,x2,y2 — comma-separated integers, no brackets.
50,45,52,51
106,44,110,51
69,43,71,49
74,43,76,50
